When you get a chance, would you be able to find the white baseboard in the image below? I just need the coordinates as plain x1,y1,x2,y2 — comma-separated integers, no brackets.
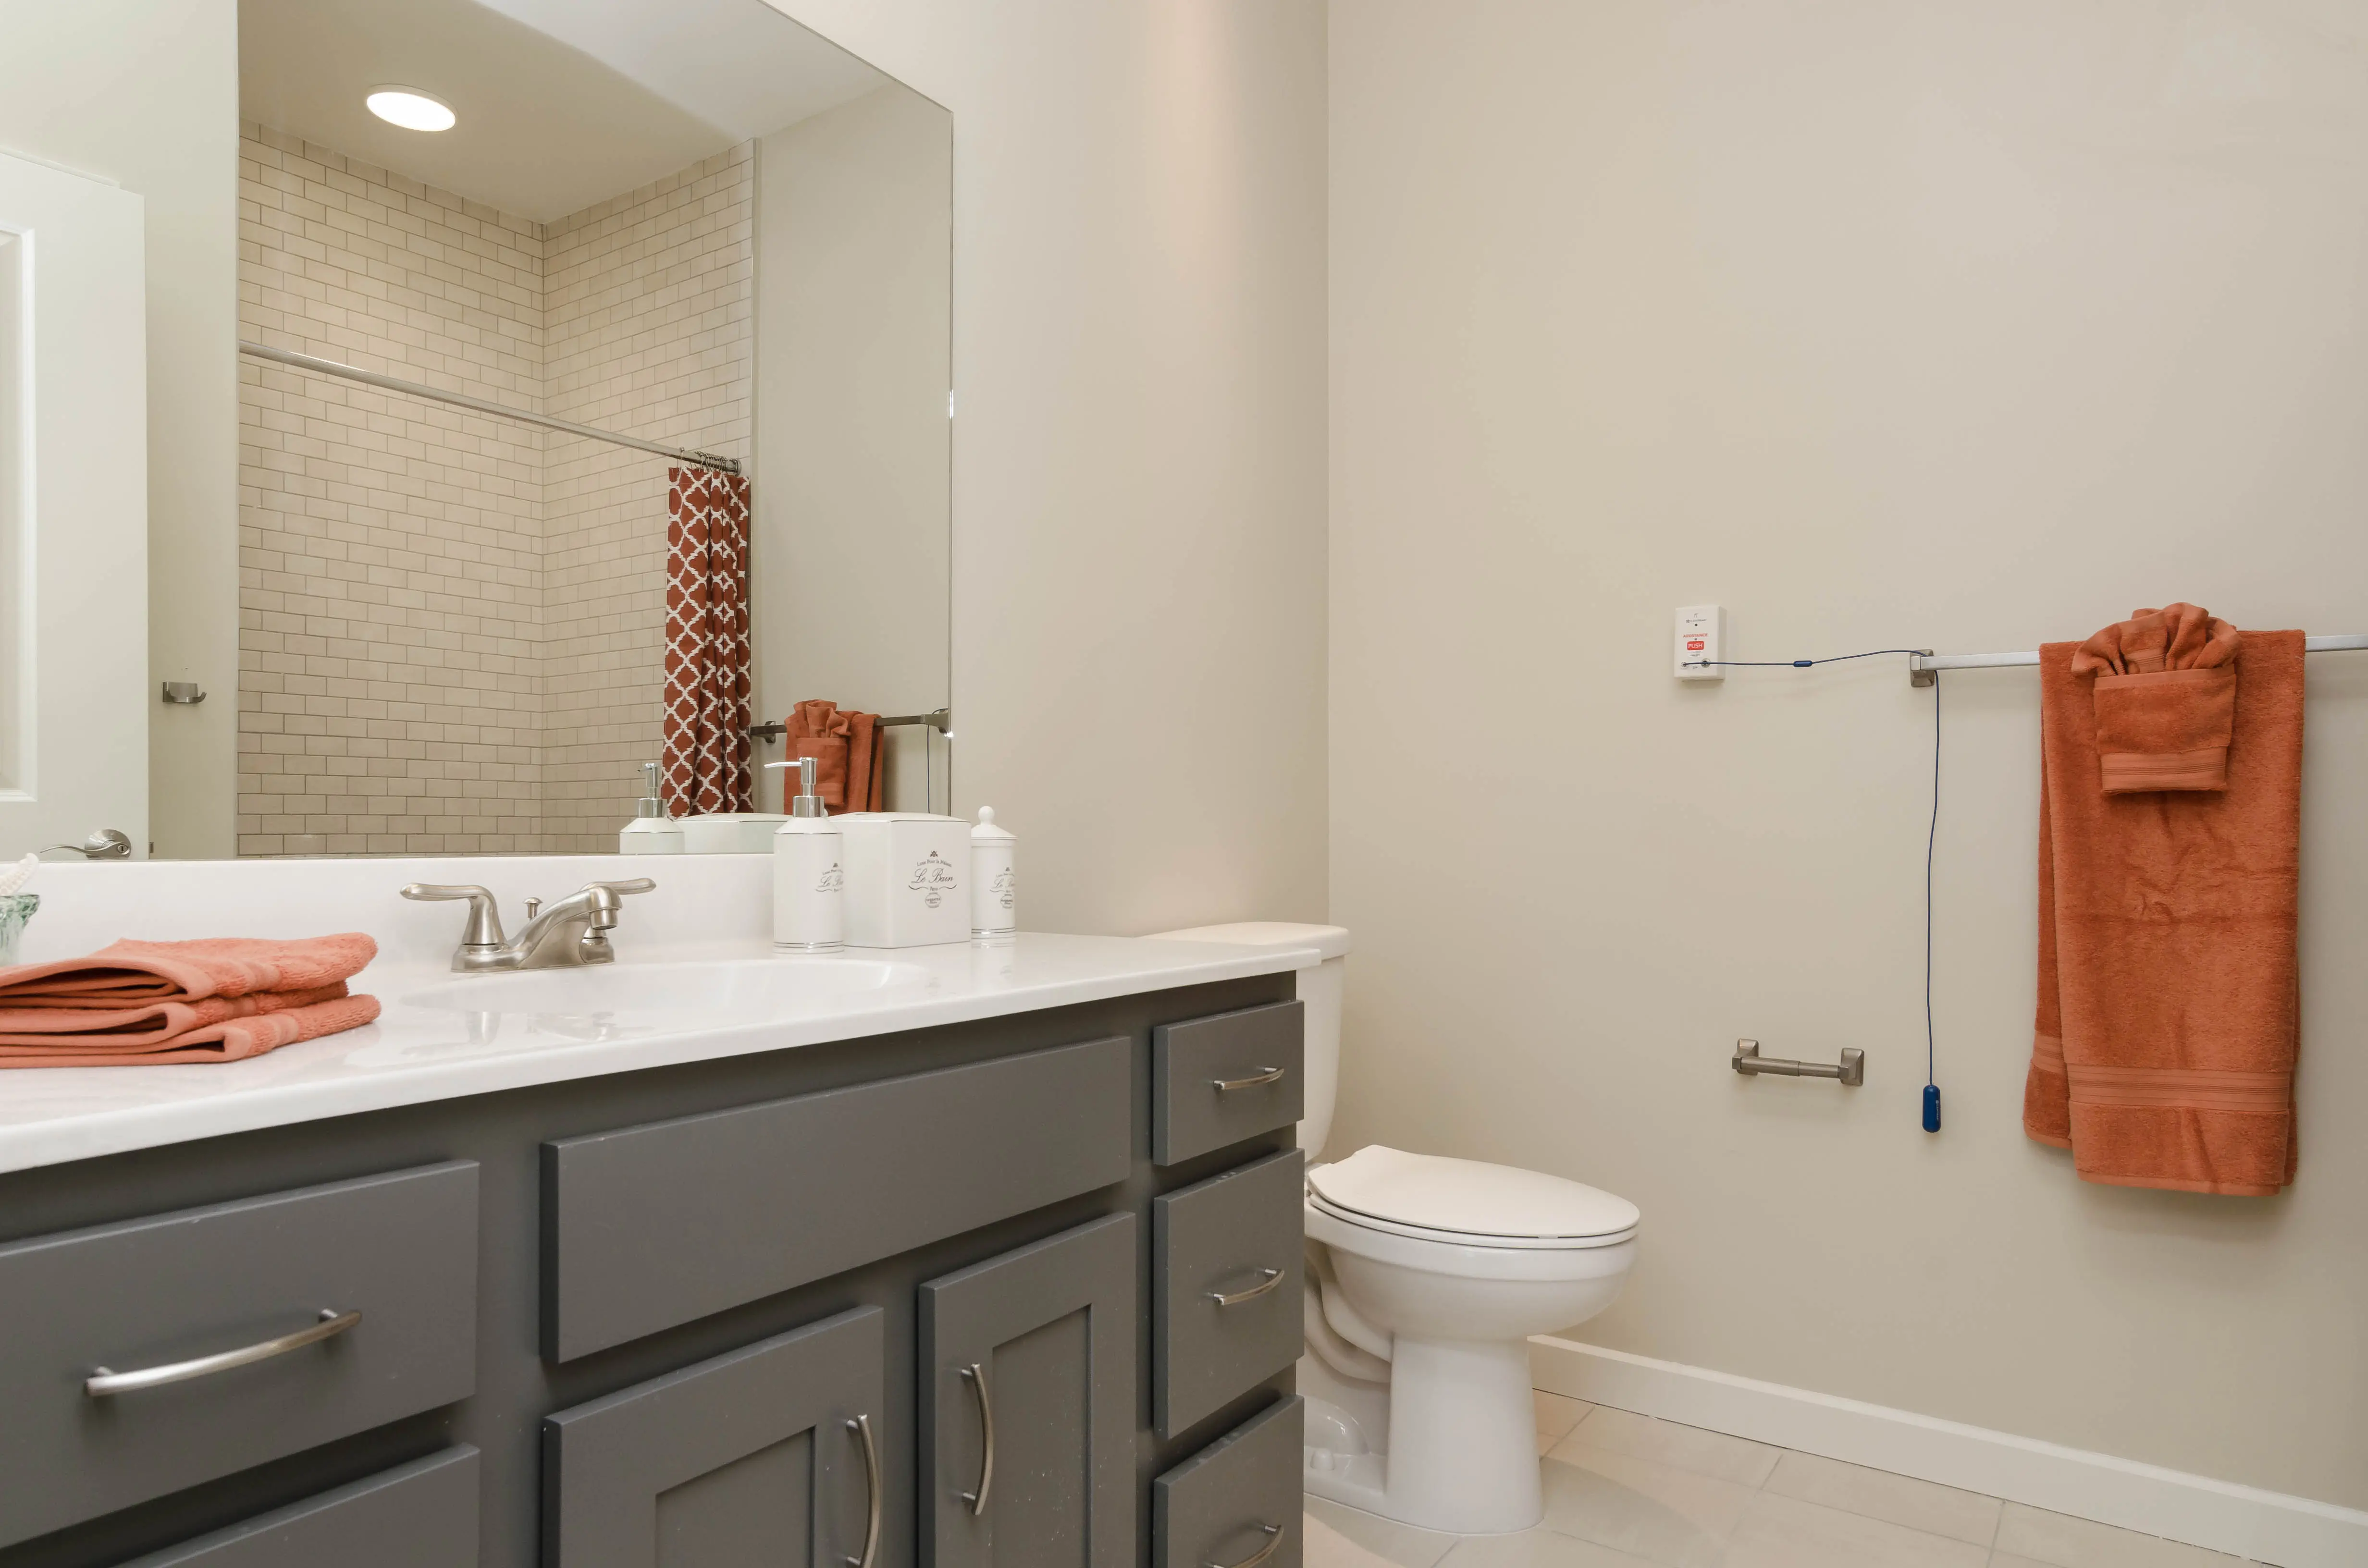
1530,1336,2367,1568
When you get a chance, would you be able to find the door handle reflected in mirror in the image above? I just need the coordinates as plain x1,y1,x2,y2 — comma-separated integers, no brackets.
39,829,131,860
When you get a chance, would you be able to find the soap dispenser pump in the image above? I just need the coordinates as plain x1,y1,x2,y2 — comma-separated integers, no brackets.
619,763,684,855
769,756,845,953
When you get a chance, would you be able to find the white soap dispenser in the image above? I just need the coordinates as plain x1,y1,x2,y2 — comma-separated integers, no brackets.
971,805,1016,941
769,757,845,953
619,763,684,854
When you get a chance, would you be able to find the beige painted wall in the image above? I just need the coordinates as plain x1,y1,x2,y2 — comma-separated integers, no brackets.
0,0,239,859
772,0,1330,933
752,86,952,747
1330,0,2368,1507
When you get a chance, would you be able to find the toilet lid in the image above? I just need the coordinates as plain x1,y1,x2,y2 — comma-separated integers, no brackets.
1307,1145,1639,1242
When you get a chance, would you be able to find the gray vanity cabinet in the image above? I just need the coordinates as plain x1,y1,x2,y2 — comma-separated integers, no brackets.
0,970,1303,1568
1151,1149,1305,1437
917,1215,1136,1568
0,1162,479,1550
542,1307,886,1568
120,1448,481,1568
1151,1399,1303,1568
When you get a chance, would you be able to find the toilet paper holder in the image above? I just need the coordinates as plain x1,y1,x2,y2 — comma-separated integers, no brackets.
1733,1039,1863,1087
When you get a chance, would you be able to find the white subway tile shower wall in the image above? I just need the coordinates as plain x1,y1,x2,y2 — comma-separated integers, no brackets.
235,123,751,856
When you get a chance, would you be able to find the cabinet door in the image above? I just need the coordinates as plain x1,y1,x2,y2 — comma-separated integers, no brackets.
543,1306,885,1568
918,1215,1136,1568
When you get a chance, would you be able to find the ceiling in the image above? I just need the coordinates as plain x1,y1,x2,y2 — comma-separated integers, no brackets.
240,0,897,222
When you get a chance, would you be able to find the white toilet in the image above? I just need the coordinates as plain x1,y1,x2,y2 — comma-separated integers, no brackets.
1149,922,1639,1535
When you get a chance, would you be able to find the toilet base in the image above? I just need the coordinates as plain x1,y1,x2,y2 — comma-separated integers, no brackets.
1302,1335,1543,1534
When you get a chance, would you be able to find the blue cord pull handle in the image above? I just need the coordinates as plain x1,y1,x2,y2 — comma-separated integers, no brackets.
1922,1084,1942,1132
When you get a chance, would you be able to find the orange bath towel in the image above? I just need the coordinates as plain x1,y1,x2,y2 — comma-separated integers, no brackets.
2027,607,2303,1195
777,700,886,814
0,935,380,1066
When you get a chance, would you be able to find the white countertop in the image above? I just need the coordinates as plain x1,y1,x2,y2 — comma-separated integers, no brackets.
0,857,1316,1175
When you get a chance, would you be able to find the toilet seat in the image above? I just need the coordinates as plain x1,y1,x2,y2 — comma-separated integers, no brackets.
1308,1145,1639,1250
1307,1191,1636,1250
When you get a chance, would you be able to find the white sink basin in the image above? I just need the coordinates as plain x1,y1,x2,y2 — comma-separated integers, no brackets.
400,957,936,1038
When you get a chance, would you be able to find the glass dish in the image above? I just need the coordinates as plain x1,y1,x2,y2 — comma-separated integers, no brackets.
0,893,39,966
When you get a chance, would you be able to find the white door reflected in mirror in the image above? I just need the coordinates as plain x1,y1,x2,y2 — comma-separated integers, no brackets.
0,151,148,862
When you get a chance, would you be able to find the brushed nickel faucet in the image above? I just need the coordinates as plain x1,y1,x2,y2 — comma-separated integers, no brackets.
400,879,655,973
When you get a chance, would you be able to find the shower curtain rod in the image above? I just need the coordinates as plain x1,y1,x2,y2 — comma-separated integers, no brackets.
238,341,742,476
1908,633,2368,684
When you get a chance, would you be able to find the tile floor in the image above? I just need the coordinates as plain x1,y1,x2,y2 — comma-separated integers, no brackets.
1302,1393,2273,1568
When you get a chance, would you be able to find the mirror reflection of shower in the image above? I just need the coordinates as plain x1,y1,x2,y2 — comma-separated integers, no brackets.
232,0,950,856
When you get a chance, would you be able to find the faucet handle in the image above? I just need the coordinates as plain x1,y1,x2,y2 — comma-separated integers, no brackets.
586,878,656,898
400,883,506,949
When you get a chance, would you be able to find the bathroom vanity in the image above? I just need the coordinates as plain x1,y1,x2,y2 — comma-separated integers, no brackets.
0,860,1313,1568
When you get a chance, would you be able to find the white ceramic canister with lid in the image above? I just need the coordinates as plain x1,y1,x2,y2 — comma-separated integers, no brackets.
971,806,1016,940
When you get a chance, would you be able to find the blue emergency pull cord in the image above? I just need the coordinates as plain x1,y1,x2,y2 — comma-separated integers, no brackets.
1922,671,1941,1131
1689,648,1944,1131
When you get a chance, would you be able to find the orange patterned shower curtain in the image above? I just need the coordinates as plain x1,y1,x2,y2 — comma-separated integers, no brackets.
661,466,754,816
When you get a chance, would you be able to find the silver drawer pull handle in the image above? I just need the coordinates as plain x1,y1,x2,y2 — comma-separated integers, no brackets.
1211,1066,1285,1091
1208,1268,1284,1307
958,1362,995,1516
1208,1523,1283,1568
86,1309,360,1398
843,1414,880,1568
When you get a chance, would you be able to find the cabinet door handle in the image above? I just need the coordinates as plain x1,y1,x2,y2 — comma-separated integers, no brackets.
1208,1523,1284,1568
958,1362,995,1516
1207,1267,1284,1307
843,1414,880,1568
1211,1066,1286,1091
85,1309,360,1397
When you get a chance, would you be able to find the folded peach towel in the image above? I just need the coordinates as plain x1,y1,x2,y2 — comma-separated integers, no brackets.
2028,608,2303,1195
0,935,380,1066
778,699,885,814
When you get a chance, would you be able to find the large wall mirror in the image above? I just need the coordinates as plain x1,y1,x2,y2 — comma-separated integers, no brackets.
229,0,950,856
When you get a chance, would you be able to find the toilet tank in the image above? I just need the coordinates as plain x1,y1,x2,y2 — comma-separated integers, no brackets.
1146,922,1349,1160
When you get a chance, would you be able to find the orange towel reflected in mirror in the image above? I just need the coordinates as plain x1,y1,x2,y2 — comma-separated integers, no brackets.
776,700,886,814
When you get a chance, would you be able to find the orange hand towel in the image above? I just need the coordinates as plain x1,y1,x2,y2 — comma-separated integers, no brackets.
0,933,377,1008
777,700,886,814
2075,602,2241,793
2027,608,2303,1195
0,981,353,1050
0,935,381,1067
0,991,382,1066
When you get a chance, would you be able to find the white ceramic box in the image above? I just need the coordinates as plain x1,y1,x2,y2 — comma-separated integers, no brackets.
838,813,970,947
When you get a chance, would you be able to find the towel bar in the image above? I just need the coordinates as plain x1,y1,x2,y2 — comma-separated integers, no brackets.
1908,633,2368,686
747,708,952,743
1732,1039,1863,1087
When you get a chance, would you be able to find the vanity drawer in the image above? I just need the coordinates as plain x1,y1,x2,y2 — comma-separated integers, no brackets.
0,1161,478,1549
1153,1000,1303,1165
1150,1148,1304,1436
123,1446,480,1568
543,1035,1131,1360
1152,1397,1303,1568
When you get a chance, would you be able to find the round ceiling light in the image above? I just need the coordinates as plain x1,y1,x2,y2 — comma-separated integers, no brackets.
365,88,456,133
